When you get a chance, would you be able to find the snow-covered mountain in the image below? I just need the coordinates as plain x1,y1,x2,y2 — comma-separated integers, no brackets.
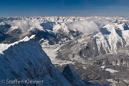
0,37,72,86
0,35,108,86
1,16,129,86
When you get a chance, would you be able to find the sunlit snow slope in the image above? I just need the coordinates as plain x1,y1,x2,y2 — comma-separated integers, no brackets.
0,38,72,86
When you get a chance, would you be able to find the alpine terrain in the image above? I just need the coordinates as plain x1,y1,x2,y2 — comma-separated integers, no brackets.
0,16,129,86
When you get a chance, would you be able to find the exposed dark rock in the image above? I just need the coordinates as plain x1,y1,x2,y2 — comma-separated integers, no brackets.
62,64,87,86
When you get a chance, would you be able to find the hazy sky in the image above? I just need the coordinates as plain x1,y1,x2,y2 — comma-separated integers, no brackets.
0,0,129,17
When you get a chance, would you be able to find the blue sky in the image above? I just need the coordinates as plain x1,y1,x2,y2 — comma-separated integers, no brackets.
0,0,129,17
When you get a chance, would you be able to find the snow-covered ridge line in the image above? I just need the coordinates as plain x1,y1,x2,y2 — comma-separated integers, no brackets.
0,35,35,54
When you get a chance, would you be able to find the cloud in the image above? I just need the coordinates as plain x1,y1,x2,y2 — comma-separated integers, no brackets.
67,20,99,34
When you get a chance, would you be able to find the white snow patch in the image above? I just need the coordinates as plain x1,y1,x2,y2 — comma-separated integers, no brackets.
101,66,105,69
105,68,118,73
83,67,86,69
